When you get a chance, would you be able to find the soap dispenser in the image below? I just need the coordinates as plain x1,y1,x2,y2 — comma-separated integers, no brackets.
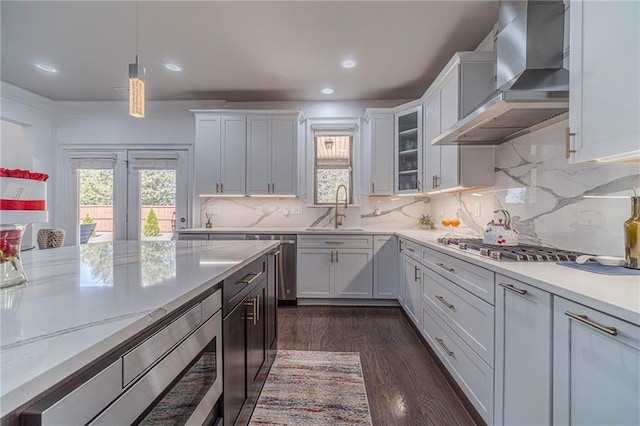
624,195,640,269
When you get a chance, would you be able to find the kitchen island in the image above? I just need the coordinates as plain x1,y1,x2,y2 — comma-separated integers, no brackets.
0,240,278,423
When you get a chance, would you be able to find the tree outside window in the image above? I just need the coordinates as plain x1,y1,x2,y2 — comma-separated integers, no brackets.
314,134,353,205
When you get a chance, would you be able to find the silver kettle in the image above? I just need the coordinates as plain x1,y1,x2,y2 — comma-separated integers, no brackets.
484,209,519,246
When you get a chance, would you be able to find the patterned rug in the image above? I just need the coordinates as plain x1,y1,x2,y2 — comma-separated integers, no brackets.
249,350,373,425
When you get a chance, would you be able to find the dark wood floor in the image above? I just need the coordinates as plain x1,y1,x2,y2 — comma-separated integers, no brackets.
277,306,478,426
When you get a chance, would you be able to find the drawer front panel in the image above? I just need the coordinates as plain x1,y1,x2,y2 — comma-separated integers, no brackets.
202,289,222,321
422,266,494,366
422,302,494,425
422,246,495,304
399,238,421,261
298,234,373,249
123,304,202,386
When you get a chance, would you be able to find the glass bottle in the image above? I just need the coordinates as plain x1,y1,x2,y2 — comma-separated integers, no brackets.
624,196,640,269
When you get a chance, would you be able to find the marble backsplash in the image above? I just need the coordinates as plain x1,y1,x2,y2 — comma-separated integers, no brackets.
430,121,640,257
200,196,432,230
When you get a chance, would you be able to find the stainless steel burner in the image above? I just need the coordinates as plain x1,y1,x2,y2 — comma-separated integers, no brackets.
436,238,585,262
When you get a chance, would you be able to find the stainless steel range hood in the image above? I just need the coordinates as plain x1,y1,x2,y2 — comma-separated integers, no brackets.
432,0,569,146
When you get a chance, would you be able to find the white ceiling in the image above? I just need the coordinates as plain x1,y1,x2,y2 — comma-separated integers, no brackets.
1,1,498,102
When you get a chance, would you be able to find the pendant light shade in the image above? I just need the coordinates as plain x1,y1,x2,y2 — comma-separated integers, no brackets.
129,60,145,118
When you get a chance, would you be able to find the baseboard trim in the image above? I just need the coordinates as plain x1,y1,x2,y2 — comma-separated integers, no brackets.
296,298,400,307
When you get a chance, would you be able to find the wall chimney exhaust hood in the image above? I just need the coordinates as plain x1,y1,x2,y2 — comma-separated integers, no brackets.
432,0,569,146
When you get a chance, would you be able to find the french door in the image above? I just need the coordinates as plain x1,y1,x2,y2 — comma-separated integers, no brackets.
62,149,190,245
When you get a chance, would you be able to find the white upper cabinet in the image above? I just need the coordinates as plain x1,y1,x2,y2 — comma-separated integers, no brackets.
195,116,222,196
395,105,423,194
569,0,640,162
246,114,298,196
220,115,247,195
423,52,496,193
367,112,394,196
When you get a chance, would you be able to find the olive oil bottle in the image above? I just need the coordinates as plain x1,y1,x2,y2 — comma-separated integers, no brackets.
624,196,640,269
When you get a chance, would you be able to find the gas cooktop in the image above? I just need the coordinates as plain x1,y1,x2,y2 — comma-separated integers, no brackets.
436,238,585,262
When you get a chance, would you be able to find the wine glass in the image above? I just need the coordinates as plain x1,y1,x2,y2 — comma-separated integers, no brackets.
441,218,451,237
449,218,460,237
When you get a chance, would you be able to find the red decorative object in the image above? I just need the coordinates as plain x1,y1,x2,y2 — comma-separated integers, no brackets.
0,168,49,181
0,200,47,211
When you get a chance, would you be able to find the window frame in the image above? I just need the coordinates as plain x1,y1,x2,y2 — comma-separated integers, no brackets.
313,133,354,205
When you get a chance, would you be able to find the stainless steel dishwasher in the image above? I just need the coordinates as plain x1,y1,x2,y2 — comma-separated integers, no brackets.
246,234,297,305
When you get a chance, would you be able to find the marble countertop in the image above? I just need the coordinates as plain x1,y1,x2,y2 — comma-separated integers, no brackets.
179,227,640,325
177,227,401,235
0,240,278,418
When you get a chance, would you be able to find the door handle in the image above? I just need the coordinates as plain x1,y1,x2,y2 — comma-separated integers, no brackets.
399,240,404,252
330,251,334,263
565,127,576,159
271,183,275,193
220,183,224,193
417,180,421,191
335,250,339,263
499,282,527,296
435,295,454,309
371,182,375,194
565,311,617,336
216,183,220,193
244,297,257,325
256,294,260,322
414,265,419,281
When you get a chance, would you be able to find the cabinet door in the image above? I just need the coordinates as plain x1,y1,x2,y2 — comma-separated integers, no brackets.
570,1,640,162
495,277,552,426
439,67,461,191
373,236,398,299
248,280,267,394
246,116,271,195
220,115,246,195
402,256,421,327
553,297,640,425
266,251,278,354
296,249,333,298
397,250,406,304
423,92,441,192
223,298,248,426
195,117,221,196
334,249,373,298
271,115,297,195
370,114,394,195
395,106,423,194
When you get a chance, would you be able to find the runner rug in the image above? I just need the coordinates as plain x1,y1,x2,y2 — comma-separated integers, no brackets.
248,350,373,425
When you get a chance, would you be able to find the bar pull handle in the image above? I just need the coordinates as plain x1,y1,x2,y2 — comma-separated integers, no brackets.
566,127,576,159
435,295,455,309
244,297,256,325
324,241,345,245
371,182,375,194
399,240,404,252
238,271,263,285
417,180,422,191
499,282,527,296
436,262,454,273
256,294,260,322
414,265,420,281
330,251,334,263
220,183,224,193
565,311,617,336
336,250,339,263
436,337,454,357
216,183,220,193
435,175,440,189
406,247,415,252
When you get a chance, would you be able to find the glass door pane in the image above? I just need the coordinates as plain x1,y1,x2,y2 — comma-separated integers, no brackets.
78,169,114,244
397,111,419,192
127,151,189,241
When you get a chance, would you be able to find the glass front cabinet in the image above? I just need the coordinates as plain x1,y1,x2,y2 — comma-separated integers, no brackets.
394,105,423,194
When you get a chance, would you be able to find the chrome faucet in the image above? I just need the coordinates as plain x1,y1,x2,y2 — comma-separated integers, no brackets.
334,184,348,229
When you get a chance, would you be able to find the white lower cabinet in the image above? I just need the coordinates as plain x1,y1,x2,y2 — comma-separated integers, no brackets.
553,297,640,426
334,250,373,298
494,275,552,426
422,302,494,424
373,236,398,299
401,254,422,328
296,249,333,298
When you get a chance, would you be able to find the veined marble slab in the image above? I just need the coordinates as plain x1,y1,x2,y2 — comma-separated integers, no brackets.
0,240,278,418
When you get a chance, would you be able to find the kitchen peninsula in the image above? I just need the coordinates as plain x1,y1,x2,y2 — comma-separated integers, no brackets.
0,240,278,424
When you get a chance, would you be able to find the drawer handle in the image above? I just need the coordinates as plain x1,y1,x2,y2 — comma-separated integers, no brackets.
499,282,527,296
565,311,618,336
407,247,415,252
238,271,263,285
324,241,345,245
435,295,454,309
436,262,454,273
269,250,281,256
435,337,454,357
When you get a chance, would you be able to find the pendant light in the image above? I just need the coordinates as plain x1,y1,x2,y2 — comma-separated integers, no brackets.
129,0,145,118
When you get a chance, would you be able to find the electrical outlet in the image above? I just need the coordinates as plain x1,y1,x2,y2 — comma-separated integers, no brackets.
256,206,263,216
281,206,290,216
291,205,303,215
474,202,481,217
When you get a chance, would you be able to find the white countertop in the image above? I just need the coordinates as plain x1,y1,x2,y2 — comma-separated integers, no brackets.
0,240,278,418
178,227,400,235
178,228,640,325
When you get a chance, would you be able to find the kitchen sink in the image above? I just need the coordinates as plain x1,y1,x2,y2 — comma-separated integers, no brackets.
304,228,364,232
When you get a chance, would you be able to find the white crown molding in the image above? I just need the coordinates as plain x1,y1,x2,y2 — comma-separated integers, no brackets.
0,81,56,114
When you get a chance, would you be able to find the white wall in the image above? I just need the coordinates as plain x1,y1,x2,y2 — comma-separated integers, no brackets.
0,82,56,247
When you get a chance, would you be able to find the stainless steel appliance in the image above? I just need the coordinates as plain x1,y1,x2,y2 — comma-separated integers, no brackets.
437,237,584,261
432,0,570,146
246,235,297,304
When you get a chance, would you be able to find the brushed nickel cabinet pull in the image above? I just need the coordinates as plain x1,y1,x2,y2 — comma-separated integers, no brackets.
565,311,618,336
436,337,454,357
432,175,436,189
565,127,576,159
436,295,455,309
436,262,454,273
238,271,263,285
324,241,345,245
220,183,224,193
330,251,334,263
499,282,527,296
371,182,375,194
399,240,404,252
414,265,420,281
417,180,422,191
216,183,220,193
335,250,339,263
256,294,260,322
245,297,257,325
407,247,415,252
435,175,440,189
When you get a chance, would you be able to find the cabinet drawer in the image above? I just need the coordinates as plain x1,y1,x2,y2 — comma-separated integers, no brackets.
123,304,202,386
422,302,494,425
298,234,372,249
422,266,494,366
399,238,421,261
422,246,494,304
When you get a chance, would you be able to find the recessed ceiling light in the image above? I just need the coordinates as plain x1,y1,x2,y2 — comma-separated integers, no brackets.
341,59,357,69
321,88,335,95
34,63,57,73
112,87,129,95
164,63,183,72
